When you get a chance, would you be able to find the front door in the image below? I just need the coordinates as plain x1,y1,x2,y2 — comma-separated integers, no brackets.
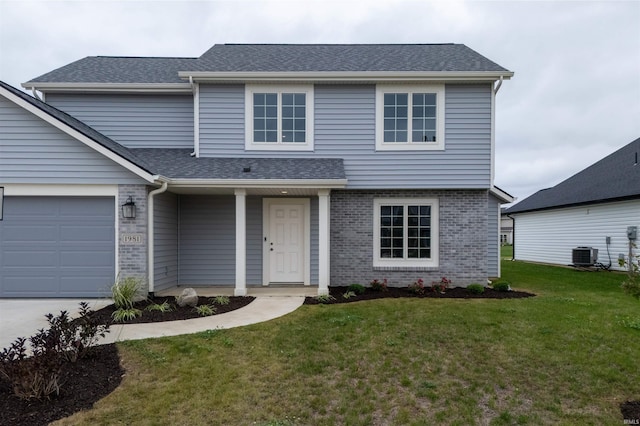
268,202,305,283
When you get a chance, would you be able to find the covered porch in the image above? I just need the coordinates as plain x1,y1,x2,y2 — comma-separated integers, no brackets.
139,154,347,297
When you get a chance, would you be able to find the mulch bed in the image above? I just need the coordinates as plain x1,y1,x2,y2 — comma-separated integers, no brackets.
90,296,255,325
304,285,536,304
0,344,123,426
2,288,638,424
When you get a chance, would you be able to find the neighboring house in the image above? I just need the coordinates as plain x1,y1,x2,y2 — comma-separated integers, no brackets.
0,44,514,298
505,137,640,270
500,208,513,245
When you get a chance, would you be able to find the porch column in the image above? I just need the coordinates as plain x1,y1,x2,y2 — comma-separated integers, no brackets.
318,189,331,296
234,188,247,296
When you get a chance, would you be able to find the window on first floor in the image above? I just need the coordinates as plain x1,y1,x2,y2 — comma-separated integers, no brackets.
245,84,314,151
373,198,439,267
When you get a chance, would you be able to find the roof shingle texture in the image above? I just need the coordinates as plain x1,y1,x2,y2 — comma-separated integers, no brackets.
26,44,511,84
506,137,640,214
131,149,346,180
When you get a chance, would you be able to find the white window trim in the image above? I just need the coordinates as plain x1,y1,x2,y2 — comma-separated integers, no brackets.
245,84,314,151
373,198,439,268
375,84,445,151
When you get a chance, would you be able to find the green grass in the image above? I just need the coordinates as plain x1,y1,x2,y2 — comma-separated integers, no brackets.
501,244,513,259
58,261,640,425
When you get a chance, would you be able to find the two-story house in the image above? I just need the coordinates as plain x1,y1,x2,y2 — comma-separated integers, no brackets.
0,44,513,298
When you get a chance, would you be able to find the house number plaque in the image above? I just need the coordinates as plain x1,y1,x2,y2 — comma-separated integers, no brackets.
121,233,144,244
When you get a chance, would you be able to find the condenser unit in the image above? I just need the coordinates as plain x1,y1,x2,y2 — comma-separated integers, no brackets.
572,247,598,266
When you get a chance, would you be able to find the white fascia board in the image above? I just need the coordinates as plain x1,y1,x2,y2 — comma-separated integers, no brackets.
3,184,118,197
0,86,156,183
490,186,515,203
168,178,348,189
179,71,514,83
21,82,192,93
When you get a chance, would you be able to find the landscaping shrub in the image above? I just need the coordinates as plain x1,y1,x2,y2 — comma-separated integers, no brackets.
347,284,366,295
370,278,388,292
467,284,485,294
0,303,110,400
408,278,426,295
492,281,511,292
194,305,217,317
315,294,336,304
342,291,356,299
145,301,173,313
111,276,145,322
213,295,230,306
431,277,451,293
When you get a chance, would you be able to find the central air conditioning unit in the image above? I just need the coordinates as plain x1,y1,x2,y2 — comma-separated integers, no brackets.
572,247,598,266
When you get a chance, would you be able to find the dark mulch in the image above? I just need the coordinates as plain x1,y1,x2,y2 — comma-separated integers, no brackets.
0,344,123,426
91,296,255,325
621,400,640,422
304,285,536,304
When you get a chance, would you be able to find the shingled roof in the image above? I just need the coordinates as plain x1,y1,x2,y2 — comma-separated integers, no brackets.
25,44,511,86
506,137,640,214
130,149,346,180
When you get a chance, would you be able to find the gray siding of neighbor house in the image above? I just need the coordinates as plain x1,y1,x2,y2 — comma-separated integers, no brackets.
154,191,179,291
0,96,146,184
198,84,492,189
488,194,500,278
330,189,488,287
45,93,194,149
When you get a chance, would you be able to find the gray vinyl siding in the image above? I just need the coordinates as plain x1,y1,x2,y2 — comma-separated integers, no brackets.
154,192,178,291
488,194,500,278
178,195,235,285
197,84,492,189
46,93,194,149
0,96,145,184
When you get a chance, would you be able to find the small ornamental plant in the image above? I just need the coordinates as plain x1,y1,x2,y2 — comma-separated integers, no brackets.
408,278,426,295
467,284,485,294
370,278,388,292
492,281,511,292
347,284,366,295
431,277,451,293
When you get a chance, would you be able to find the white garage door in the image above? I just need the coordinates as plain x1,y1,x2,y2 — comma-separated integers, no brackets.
0,196,115,297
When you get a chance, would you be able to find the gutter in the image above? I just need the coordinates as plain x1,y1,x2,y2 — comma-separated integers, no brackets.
147,177,169,296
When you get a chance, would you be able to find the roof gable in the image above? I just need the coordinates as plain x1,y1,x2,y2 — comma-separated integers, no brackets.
0,81,156,182
507,137,640,214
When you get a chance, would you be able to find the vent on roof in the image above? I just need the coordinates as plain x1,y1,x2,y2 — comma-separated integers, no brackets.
572,247,598,266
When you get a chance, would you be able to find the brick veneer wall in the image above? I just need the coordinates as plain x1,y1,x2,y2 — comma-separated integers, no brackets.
118,184,148,288
330,189,488,287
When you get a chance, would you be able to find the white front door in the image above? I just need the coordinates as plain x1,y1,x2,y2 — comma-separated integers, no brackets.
268,202,305,283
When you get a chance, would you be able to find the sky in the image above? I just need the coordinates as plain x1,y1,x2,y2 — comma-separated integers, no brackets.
0,0,638,205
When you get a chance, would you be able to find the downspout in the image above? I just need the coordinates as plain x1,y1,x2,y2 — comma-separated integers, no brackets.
189,76,199,158
494,75,504,95
147,178,169,296
30,87,43,101
507,213,515,261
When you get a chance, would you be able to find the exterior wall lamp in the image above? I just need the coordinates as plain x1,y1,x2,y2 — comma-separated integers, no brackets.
121,196,137,219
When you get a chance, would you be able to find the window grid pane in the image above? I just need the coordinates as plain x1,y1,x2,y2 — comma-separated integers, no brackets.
379,203,431,261
383,93,408,142
412,93,437,142
253,93,278,142
282,92,306,143
380,205,404,258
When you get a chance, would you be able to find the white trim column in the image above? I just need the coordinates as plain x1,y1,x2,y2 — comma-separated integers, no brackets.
318,189,331,296
235,188,247,296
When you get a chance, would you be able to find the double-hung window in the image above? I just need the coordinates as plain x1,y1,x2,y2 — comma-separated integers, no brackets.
375,84,445,151
245,84,314,151
373,198,439,268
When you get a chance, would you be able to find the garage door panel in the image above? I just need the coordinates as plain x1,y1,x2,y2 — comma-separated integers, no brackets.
0,196,116,298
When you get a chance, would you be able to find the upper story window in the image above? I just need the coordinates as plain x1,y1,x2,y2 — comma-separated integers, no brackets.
245,84,314,151
375,84,445,151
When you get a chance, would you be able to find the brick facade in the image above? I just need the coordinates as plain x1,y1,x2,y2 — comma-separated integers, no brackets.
118,184,148,288
330,189,488,287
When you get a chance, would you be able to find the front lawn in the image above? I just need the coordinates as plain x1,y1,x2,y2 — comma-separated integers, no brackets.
57,261,640,425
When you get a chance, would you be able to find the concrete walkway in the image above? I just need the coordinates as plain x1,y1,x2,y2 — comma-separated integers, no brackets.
0,297,305,348
101,296,304,343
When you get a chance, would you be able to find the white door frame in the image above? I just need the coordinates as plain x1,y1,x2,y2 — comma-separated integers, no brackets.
262,198,311,286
